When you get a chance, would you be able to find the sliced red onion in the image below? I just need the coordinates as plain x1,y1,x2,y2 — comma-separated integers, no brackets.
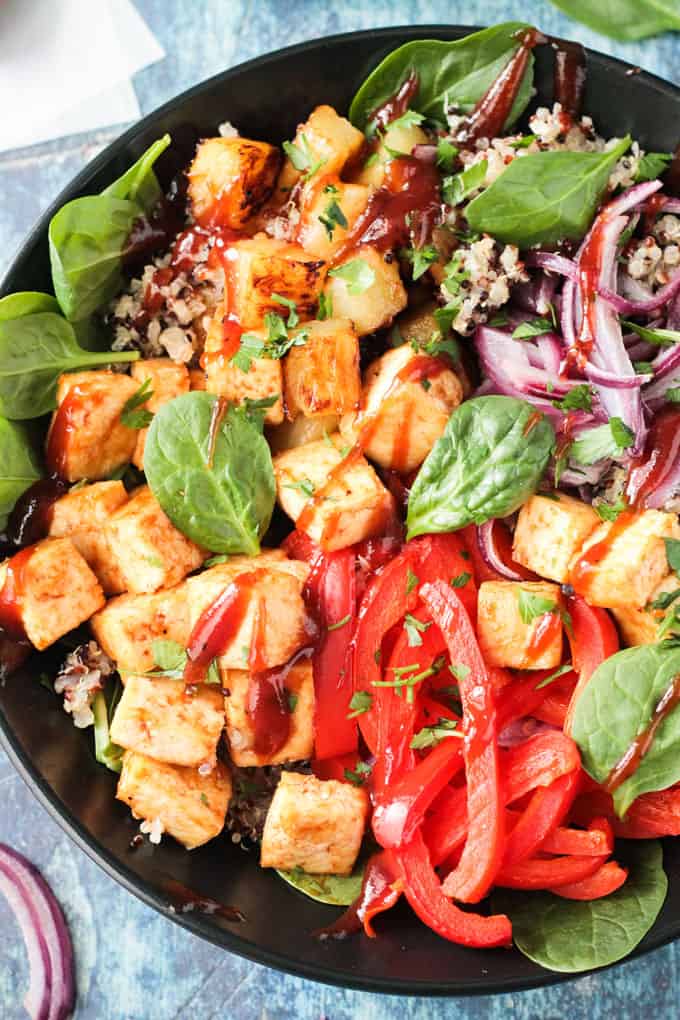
667,291,680,331
643,342,680,403
600,269,680,315
498,717,558,748
0,845,75,1020
512,271,558,316
476,521,524,581
660,197,680,215
560,278,577,347
525,251,578,280
605,179,663,219
584,362,649,388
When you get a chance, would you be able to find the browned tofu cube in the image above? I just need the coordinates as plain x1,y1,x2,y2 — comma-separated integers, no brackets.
0,538,104,651
569,510,680,610
276,106,365,198
46,371,139,482
477,580,564,670
513,493,600,584
223,658,314,766
261,772,369,874
189,367,207,391
103,486,205,594
284,319,360,418
110,674,224,767
188,137,280,228
117,751,231,850
130,358,190,469
323,246,407,336
274,435,395,551
47,480,129,594
296,176,370,260
90,585,190,673
613,575,680,647
340,344,463,473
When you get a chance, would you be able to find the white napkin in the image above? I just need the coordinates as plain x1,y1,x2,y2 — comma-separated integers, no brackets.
0,0,164,152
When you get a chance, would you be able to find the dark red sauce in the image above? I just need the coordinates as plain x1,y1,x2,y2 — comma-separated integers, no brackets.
626,406,680,508
1,477,67,553
568,218,608,371
46,384,89,479
162,878,245,923
314,850,403,939
366,71,420,136
550,37,586,118
123,172,189,271
569,511,636,595
523,609,562,666
604,674,680,794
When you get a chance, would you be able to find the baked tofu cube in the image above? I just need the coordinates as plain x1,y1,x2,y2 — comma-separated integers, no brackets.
46,371,139,482
47,480,129,594
395,301,472,396
223,658,314,766
513,493,600,584
267,413,340,456
261,772,369,874
569,510,680,610
477,580,564,670
340,344,463,473
284,319,360,418
117,751,231,850
296,176,370,260
613,575,680,647
0,538,104,651
276,106,365,197
203,303,283,424
184,551,310,670
110,675,224,767
189,368,207,391
323,245,407,336
223,237,326,330
273,435,395,551
188,136,280,228
103,486,205,594
90,585,190,672
130,358,190,469
353,119,429,187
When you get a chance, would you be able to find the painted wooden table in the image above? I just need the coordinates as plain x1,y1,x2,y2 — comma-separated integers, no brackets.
1,1,679,1016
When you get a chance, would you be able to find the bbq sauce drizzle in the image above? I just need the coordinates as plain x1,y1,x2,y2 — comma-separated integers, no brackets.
604,674,680,795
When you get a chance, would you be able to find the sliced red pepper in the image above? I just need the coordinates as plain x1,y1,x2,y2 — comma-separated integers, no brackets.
550,860,628,900
571,786,680,839
314,849,403,939
420,580,503,903
536,818,613,857
531,681,575,728
496,818,612,890
501,769,581,868
564,594,619,733
282,528,323,567
312,751,363,784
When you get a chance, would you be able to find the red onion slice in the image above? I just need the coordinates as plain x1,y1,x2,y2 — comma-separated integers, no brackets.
584,363,649,389
476,521,525,581
600,269,680,315
525,251,578,280
498,717,558,748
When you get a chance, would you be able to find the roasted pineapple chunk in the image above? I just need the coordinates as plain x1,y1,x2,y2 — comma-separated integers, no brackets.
90,584,190,673
296,175,370,260
273,434,395,551
353,120,429,188
395,301,473,396
513,493,600,584
267,413,340,455
223,658,314,766
0,538,104,651
477,580,565,670
276,105,365,196
48,480,128,594
189,367,207,391
283,319,360,418
613,575,680,647
340,344,463,472
130,358,190,469
188,136,280,228
261,772,369,874
110,675,224,767
117,751,231,850
323,245,407,336
103,486,205,595
46,371,139,482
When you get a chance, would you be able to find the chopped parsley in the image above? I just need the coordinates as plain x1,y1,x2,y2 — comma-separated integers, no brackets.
406,567,419,595
534,663,573,690
517,589,558,625
120,378,154,429
553,384,593,413
328,258,376,295
450,571,471,589
512,317,554,341
318,198,348,239
328,613,351,632
410,717,461,750
436,138,459,172
344,761,373,786
404,612,433,647
317,291,333,320
594,497,628,522
283,133,325,180
347,690,373,718
284,477,316,498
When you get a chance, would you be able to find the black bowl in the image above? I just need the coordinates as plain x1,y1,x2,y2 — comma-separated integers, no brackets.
3,25,680,997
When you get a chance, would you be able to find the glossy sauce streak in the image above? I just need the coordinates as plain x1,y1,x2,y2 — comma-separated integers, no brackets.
569,219,608,371
46,384,90,479
2,477,68,552
367,71,420,136
626,407,680,508
162,878,245,923
523,609,562,666
206,396,228,469
522,410,543,438
604,673,680,794
314,851,402,939
569,511,635,594
123,173,189,271
550,37,586,118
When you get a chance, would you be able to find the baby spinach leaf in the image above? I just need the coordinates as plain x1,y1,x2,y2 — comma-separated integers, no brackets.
406,396,555,539
571,644,680,817
0,291,60,320
549,1,680,42
276,857,365,906
349,22,534,131
494,841,667,973
466,137,631,248
0,312,139,420
442,160,488,206
144,392,275,556
0,417,42,531
102,134,170,208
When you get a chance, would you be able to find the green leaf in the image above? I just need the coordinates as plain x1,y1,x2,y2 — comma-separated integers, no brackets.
276,856,365,906
328,258,376,295
450,571,471,589
436,139,459,172
622,320,680,348
120,378,154,429
0,291,60,320
466,137,631,248
534,663,574,689
282,134,325,180
347,690,373,718
406,396,555,539
317,292,333,320
493,841,667,973
517,589,557,624
0,418,42,531
636,152,673,182
344,761,373,786
103,135,170,208
410,717,460,749
665,537,680,573
403,612,433,647
319,198,348,239
512,317,554,340
594,497,628,522
548,1,680,42
442,160,488,206
152,639,187,673
0,312,139,419
553,384,593,412
349,23,535,130
571,644,680,816
92,688,124,774
144,392,275,555
570,418,633,466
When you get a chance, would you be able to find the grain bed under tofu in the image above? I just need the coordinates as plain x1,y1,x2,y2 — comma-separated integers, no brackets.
323,245,407,336
512,492,600,584
477,580,564,670
48,480,129,595
90,584,190,673
188,136,280,228
130,358,190,469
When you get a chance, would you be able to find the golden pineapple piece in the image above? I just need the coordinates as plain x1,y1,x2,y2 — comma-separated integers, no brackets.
323,245,407,336
188,136,280,228
284,319,360,418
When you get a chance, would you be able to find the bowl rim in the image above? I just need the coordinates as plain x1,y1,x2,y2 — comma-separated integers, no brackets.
2,23,680,997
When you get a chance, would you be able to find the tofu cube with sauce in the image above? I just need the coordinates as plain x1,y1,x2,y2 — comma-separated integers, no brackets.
275,106,365,198
323,245,407,336
477,580,564,670
284,319,360,418
612,575,680,647
103,486,205,594
46,371,139,482
261,771,369,874
352,120,429,188
130,358,190,469
223,237,326,330
296,176,370,260
188,137,280,228
48,480,129,595
0,538,105,651
223,657,314,766
512,493,601,584
273,435,395,551
90,585,190,673
339,344,463,473
117,751,231,850
110,674,224,767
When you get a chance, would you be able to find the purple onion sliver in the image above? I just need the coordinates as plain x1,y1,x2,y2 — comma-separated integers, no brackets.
525,251,578,280
476,521,524,581
498,716,559,748
600,270,680,315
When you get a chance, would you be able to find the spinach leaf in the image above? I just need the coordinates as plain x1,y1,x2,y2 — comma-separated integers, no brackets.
349,22,534,131
406,396,554,539
92,685,124,774
549,1,680,42
144,392,275,556
571,644,680,817
49,135,170,321
0,291,60,320
0,312,139,420
442,160,488,206
0,417,42,531
276,857,365,906
494,841,667,973
466,136,631,248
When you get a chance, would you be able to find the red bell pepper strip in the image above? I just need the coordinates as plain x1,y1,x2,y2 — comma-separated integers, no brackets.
315,849,403,939
496,818,612,890
564,594,619,733
420,581,503,903
570,786,680,839
535,818,613,857
282,528,323,567
531,683,575,728
393,831,512,948
501,769,581,868
549,860,628,900
313,751,363,784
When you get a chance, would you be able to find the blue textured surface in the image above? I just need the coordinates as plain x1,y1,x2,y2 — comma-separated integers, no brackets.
1,2,679,1017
